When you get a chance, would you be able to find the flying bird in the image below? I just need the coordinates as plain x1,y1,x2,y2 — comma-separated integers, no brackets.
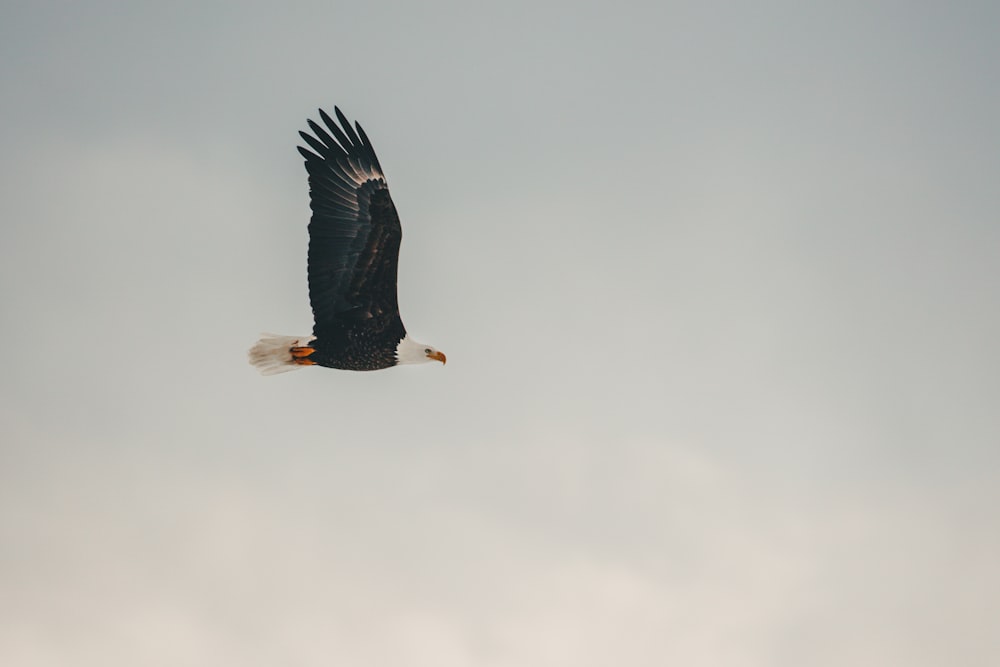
249,107,446,374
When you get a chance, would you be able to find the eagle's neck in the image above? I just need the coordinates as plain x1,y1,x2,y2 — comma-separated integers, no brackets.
395,335,431,365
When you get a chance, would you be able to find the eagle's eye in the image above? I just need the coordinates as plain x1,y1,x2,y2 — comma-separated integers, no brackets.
424,348,432,354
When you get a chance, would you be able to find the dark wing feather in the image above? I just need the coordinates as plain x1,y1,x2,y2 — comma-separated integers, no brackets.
298,107,404,339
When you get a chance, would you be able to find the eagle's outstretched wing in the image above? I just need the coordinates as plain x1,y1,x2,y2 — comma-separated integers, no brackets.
297,108,404,339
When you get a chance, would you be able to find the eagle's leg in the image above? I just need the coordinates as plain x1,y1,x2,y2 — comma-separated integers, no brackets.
290,346,316,365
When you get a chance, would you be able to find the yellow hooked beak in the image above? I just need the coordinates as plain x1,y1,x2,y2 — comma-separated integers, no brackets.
427,350,447,365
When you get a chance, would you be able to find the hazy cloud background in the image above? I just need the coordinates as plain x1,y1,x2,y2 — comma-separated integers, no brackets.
2,1,998,665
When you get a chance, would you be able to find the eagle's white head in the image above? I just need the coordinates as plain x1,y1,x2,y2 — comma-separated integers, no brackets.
396,335,446,366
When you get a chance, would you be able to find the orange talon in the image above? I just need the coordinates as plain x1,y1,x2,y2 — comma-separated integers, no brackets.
290,346,315,359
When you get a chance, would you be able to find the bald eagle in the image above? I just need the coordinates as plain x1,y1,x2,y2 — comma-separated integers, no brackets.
249,107,446,374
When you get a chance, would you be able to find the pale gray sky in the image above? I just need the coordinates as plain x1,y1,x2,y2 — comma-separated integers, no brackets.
2,1,999,666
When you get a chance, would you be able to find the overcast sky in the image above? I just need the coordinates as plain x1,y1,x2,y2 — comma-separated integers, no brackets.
2,2,999,666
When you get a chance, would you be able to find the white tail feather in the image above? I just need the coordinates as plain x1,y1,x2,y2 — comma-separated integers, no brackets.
248,334,313,375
